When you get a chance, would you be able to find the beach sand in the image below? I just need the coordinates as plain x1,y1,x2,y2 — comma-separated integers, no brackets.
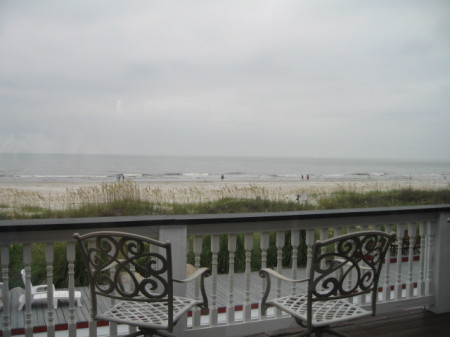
0,179,448,209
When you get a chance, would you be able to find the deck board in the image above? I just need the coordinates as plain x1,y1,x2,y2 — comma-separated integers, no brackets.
245,309,450,337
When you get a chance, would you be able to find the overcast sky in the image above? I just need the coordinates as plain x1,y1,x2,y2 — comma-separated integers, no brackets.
1,1,449,160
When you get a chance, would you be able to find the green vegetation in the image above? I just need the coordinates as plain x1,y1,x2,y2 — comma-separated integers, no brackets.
1,181,448,288
317,188,450,209
1,181,448,219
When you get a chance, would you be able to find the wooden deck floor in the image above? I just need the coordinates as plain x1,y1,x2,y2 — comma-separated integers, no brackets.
245,309,450,337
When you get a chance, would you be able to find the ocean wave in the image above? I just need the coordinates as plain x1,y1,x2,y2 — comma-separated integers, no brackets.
123,173,143,178
17,174,109,179
162,172,183,176
183,172,209,177
224,171,246,176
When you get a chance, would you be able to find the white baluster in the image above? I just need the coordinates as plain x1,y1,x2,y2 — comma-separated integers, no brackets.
1,244,11,337
210,235,220,325
87,239,97,337
67,241,77,337
417,222,426,296
346,226,356,301
192,235,203,328
259,232,269,318
320,228,327,261
244,233,253,322
357,226,370,306
275,231,285,317
384,224,393,302
395,224,404,300
305,229,315,277
45,243,55,337
127,246,137,337
290,230,300,296
109,264,117,337
23,244,33,337
334,227,342,237
407,223,415,298
333,227,342,297
348,225,356,234
344,226,354,304
373,224,382,303
425,221,435,296
227,234,237,323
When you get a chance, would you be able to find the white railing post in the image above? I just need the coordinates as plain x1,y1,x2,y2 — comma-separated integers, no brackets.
159,224,188,336
429,212,450,314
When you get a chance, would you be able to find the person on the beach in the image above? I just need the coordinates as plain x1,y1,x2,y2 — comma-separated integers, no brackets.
221,174,224,181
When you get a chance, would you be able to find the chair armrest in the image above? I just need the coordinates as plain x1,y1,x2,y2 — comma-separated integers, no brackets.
259,268,309,284
173,268,211,313
34,285,49,293
259,268,309,316
33,282,56,294
173,267,211,283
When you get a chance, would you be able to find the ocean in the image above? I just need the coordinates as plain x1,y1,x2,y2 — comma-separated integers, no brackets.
0,153,449,183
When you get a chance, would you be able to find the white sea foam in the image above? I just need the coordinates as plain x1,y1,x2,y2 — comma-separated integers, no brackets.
0,153,448,184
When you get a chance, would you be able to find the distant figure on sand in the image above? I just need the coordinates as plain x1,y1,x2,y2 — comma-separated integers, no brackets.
117,173,125,181
221,174,224,181
307,174,309,180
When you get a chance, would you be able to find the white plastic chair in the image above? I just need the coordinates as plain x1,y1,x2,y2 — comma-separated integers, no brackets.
18,269,81,310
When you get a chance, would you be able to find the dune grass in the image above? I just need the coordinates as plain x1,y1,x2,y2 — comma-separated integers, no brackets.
1,180,448,219
317,188,450,209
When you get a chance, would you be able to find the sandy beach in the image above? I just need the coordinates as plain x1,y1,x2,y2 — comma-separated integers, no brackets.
1,179,448,210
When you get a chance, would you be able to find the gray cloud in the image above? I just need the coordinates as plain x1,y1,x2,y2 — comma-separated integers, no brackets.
1,0,449,160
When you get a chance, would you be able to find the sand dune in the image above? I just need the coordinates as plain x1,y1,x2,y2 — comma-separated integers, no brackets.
1,179,448,209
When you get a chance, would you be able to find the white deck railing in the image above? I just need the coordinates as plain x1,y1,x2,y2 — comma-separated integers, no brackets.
1,205,449,337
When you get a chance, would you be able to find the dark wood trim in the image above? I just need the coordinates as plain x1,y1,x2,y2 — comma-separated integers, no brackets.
1,204,449,233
